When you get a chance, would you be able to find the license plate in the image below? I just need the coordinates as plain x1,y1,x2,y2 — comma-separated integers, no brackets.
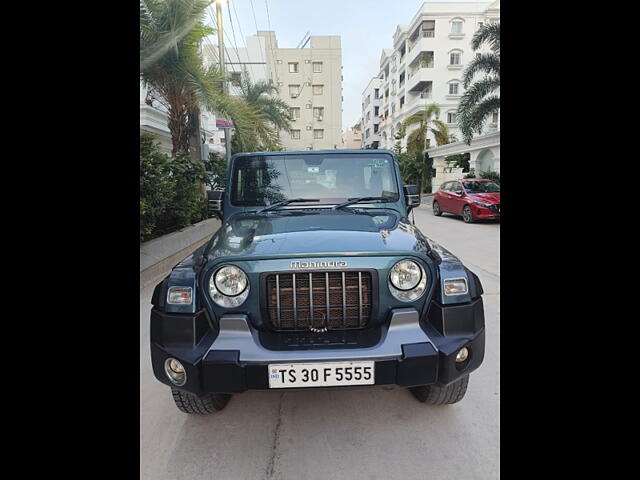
268,361,375,389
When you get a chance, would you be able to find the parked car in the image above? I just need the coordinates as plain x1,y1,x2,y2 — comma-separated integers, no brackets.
432,179,500,223
150,150,485,414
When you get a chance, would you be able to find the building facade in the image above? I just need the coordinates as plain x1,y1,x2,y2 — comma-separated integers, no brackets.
342,121,363,149
204,31,343,151
365,1,500,152
361,77,383,149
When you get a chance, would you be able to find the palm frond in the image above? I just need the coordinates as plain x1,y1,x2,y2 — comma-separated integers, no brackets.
458,95,500,144
462,53,500,88
471,23,500,52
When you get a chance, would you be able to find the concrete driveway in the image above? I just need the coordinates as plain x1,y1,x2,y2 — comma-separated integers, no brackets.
140,201,500,480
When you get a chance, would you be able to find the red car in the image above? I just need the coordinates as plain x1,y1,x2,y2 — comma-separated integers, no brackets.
432,179,500,223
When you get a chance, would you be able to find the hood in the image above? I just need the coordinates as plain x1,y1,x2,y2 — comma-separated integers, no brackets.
467,192,500,203
206,210,431,260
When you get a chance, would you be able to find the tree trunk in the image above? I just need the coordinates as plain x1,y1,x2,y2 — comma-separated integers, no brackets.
167,103,190,158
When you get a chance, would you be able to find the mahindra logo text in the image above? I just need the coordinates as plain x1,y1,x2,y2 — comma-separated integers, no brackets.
290,260,348,269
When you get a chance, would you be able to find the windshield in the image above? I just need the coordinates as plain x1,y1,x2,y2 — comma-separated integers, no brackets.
462,181,500,193
230,154,399,206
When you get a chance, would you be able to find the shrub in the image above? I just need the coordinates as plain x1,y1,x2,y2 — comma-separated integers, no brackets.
463,172,476,179
140,133,208,243
204,152,228,189
140,134,175,242
479,169,500,184
445,153,470,172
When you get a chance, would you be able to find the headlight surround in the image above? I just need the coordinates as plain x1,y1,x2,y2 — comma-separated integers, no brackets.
209,265,250,307
388,259,428,302
473,201,492,208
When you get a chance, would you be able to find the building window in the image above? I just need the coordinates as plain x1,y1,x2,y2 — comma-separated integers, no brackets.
289,84,300,97
374,106,379,116
374,88,379,99
366,112,370,121
450,53,461,65
451,21,463,34
313,107,324,118
313,62,323,73
449,83,459,95
365,128,370,139
313,84,324,95
314,129,324,139
447,112,458,124
374,124,379,134
290,107,300,120
291,129,301,139
230,72,241,86
478,21,484,29
289,62,299,73
492,111,499,123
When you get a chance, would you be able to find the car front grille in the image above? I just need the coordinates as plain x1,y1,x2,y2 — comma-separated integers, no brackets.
489,204,500,213
266,271,372,331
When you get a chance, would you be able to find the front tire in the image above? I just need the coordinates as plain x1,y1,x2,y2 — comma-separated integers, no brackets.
462,205,474,223
409,375,469,405
432,200,442,216
171,388,231,414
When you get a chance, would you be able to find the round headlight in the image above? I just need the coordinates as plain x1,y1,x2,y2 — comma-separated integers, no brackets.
388,259,428,302
209,265,250,308
389,260,422,291
214,265,248,296
164,358,186,386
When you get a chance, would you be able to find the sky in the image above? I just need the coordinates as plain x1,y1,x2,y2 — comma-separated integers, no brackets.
209,0,487,132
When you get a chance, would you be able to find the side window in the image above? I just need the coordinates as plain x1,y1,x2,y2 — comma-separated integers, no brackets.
440,182,450,191
452,182,463,193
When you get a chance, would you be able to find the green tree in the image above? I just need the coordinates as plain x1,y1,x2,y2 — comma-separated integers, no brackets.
204,152,228,189
458,23,500,144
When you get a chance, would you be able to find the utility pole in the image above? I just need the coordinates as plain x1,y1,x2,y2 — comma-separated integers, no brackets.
216,0,232,165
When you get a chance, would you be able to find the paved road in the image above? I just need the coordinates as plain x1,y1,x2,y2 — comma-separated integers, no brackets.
140,202,500,480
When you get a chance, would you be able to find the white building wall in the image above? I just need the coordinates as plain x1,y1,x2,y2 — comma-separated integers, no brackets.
372,1,500,151
204,32,343,152
361,77,383,148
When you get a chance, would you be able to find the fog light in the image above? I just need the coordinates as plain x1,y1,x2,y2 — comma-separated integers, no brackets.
455,347,469,363
164,358,186,386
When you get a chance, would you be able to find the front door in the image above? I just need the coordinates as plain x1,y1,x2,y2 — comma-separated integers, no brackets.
449,181,466,214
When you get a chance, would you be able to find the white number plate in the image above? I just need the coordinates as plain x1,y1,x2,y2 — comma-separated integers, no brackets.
268,361,375,389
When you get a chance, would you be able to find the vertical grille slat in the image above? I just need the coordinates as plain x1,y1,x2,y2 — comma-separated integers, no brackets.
358,272,363,327
275,274,281,328
266,270,372,331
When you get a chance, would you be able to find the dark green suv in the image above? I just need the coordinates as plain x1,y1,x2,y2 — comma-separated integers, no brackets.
151,150,485,414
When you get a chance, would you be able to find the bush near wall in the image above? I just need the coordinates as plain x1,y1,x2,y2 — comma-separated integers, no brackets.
479,170,500,184
140,133,208,243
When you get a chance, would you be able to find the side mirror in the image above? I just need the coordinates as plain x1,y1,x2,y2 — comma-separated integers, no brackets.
403,185,421,209
207,190,224,218
456,190,465,196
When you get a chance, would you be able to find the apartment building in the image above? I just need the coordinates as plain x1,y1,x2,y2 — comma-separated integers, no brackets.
204,31,343,151
367,1,500,151
361,77,383,149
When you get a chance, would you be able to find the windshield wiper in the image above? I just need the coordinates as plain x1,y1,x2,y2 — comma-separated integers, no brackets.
258,198,319,213
332,196,391,210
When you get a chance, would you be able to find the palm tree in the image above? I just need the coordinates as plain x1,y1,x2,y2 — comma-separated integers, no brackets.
233,73,293,152
398,103,452,155
458,23,500,144
140,0,261,157
239,75,292,134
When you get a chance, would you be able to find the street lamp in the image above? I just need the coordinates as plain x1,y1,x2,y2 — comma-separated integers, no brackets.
215,0,232,165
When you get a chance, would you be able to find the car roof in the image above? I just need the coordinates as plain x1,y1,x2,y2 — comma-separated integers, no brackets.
231,149,396,158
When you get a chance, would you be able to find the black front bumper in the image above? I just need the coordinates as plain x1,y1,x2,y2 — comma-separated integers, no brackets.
150,298,485,396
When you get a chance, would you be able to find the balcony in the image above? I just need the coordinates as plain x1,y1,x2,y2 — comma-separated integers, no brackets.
406,68,433,93
407,38,435,66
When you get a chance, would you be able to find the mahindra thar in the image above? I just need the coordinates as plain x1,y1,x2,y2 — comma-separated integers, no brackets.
150,150,485,414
